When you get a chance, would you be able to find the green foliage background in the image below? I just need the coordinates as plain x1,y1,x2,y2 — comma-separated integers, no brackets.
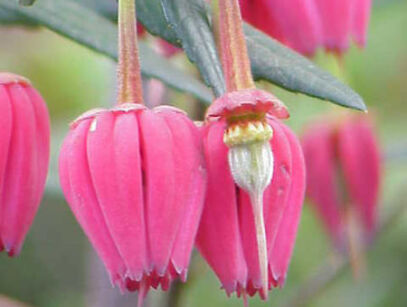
0,1,406,307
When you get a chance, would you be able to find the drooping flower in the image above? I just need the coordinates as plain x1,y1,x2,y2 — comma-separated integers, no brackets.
58,0,206,302
0,72,50,256
239,0,371,55
301,115,381,248
59,104,206,293
195,0,306,300
197,89,305,299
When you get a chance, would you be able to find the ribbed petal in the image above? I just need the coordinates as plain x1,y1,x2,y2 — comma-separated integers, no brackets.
157,109,206,280
0,84,39,256
262,0,322,55
337,117,380,238
302,123,344,246
197,120,247,295
0,85,13,253
269,123,306,286
351,0,371,47
138,109,177,276
59,119,126,286
86,110,147,281
315,0,353,52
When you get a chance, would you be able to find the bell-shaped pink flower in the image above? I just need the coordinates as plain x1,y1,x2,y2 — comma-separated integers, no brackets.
0,72,50,256
59,104,206,295
239,0,371,55
196,89,306,300
302,115,381,248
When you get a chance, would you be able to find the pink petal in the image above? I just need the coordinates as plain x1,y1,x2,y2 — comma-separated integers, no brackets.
157,110,206,279
302,122,344,246
59,118,127,287
314,0,353,52
138,109,178,276
196,120,247,295
261,0,322,55
337,116,380,238
269,122,306,286
351,0,371,47
86,110,147,281
0,84,49,256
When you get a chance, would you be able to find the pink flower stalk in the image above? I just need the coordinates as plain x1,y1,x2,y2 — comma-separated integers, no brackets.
0,72,50,256
239,0,371,55
301,115,381,248
58,0,206,303
59,104,206,294
197,89,306,299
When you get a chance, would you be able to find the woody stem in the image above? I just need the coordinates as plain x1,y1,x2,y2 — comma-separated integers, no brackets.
216,0,255,92
117,0,144,105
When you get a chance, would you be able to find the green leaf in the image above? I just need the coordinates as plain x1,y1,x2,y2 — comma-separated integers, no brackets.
245,26,366,111
137,0,365,110
138,0,225,97
0,0,213,103
18,0,36,6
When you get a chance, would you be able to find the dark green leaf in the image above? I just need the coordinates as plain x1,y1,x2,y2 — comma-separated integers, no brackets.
245,26,366,111
18,0,36,6
138,0,225,97
0,0,213,103
137,0,365,110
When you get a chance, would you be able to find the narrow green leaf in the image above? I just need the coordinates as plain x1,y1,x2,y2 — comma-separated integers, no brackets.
18,0,36,6
0,0,213,103
138,0,225,97
137,0,365,110
245,26,366,111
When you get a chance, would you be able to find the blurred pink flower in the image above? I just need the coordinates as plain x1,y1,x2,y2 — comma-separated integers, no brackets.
302,115,381,248
59,104,206,296
0,72,50,256
197,89,306,300
239,0,371,55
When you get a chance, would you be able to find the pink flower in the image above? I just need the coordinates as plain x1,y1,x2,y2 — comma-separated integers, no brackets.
58,104,206,296
239,0,371,55
196,89,306,300
0,72,50,256
302,115,381,248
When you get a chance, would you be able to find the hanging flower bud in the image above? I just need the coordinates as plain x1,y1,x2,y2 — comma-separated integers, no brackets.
0,72,50,256
197,89,306,299
239,0,371,55
302,115,381,248
59,104,206,294
58,0,206,303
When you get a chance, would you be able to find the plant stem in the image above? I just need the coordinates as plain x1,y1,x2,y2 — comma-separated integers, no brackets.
216,0,255,92
117,0,144,105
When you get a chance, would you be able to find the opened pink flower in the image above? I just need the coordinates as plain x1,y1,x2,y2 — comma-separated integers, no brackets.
0,72,50,256
197,89,306,299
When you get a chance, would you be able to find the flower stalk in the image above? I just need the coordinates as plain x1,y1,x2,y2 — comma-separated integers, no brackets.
117,0,144,105
217,0,255,92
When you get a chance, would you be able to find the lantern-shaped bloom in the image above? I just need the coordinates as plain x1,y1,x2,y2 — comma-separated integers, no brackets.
0,72,50,256
196,89,306,300
58,104,206,294
302,115,381,248
239,0,371,55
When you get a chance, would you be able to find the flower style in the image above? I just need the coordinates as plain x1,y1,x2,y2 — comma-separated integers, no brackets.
196,0,306,300
0,72,50,256
239,0,371,55
58,0,206,302
302,115,381,248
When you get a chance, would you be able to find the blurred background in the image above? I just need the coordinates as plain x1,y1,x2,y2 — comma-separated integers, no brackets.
0,0,406,306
